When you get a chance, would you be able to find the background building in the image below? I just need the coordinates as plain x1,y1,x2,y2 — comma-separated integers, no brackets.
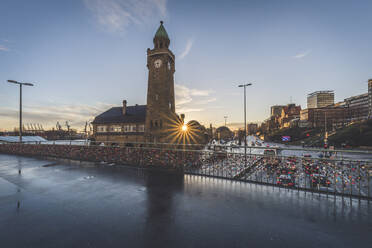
300,106,346,129
278,104,301,128
216,126,233,141
247,123,258,135
369,79,372,118
307,91,334,108
344,93,369,122
270,105,285,117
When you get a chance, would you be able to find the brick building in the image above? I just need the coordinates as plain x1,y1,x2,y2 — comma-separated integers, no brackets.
300,106,346,129
92,22,185,145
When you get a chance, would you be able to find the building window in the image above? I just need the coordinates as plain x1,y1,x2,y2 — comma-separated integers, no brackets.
123,125,130,132
155,94,159,101
138,124,145,132
130,125,136,132
97,126,107,132
112,125,122,132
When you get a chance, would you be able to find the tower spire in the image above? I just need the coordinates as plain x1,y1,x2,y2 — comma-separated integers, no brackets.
153,21,170,48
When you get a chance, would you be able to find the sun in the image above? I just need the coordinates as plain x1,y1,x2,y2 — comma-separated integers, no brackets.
181,124,188,132
157,112,202,144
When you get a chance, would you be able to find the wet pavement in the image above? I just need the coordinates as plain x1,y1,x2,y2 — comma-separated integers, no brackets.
0,154,372,248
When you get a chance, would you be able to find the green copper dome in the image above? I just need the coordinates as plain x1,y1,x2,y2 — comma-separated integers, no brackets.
154,21,169,40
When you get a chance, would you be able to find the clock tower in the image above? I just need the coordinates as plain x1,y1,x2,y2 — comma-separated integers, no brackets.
145,21,176,142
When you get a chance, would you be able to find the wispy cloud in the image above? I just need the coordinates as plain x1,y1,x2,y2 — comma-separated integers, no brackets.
0,44,9,51
175,84,215,113
179,39,194,59
0,102,116,130
293,50,311,59
83,0,167,33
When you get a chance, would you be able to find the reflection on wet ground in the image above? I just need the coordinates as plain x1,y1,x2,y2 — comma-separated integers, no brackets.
0,154,371,248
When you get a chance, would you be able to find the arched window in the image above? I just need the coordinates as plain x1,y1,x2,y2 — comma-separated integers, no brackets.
155,121,158,127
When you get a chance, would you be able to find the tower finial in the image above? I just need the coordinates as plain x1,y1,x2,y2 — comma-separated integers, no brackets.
160,20,163,25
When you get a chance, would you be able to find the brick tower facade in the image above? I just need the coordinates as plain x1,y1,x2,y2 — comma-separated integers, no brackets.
145,21,176,142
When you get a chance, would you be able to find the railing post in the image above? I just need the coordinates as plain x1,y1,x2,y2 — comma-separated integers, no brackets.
350,163,353,199
368,164,370,202
342,162,345,197
358,162,361,200
333,163,336,197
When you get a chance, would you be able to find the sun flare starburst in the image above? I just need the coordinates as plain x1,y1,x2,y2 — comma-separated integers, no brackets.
157,112,203,145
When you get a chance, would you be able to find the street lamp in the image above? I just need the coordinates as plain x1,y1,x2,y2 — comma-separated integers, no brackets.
238,83,253,167
7,80,35,143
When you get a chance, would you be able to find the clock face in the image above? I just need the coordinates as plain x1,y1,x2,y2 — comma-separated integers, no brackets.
154,59,162,68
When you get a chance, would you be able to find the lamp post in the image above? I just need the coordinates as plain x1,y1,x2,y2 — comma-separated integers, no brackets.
7,80,34,143
238,83,252,167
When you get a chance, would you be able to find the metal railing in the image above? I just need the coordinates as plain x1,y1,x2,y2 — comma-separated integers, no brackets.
1,140,371,200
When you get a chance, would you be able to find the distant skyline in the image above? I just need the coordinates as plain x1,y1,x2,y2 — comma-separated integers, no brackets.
1,0,372,131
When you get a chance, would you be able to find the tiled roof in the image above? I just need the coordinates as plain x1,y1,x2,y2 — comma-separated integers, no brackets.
92,105,146,124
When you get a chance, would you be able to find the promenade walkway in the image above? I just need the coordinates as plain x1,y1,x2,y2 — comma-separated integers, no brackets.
1,154,372,248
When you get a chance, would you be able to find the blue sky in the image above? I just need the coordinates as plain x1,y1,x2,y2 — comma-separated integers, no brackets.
1,0,372,131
